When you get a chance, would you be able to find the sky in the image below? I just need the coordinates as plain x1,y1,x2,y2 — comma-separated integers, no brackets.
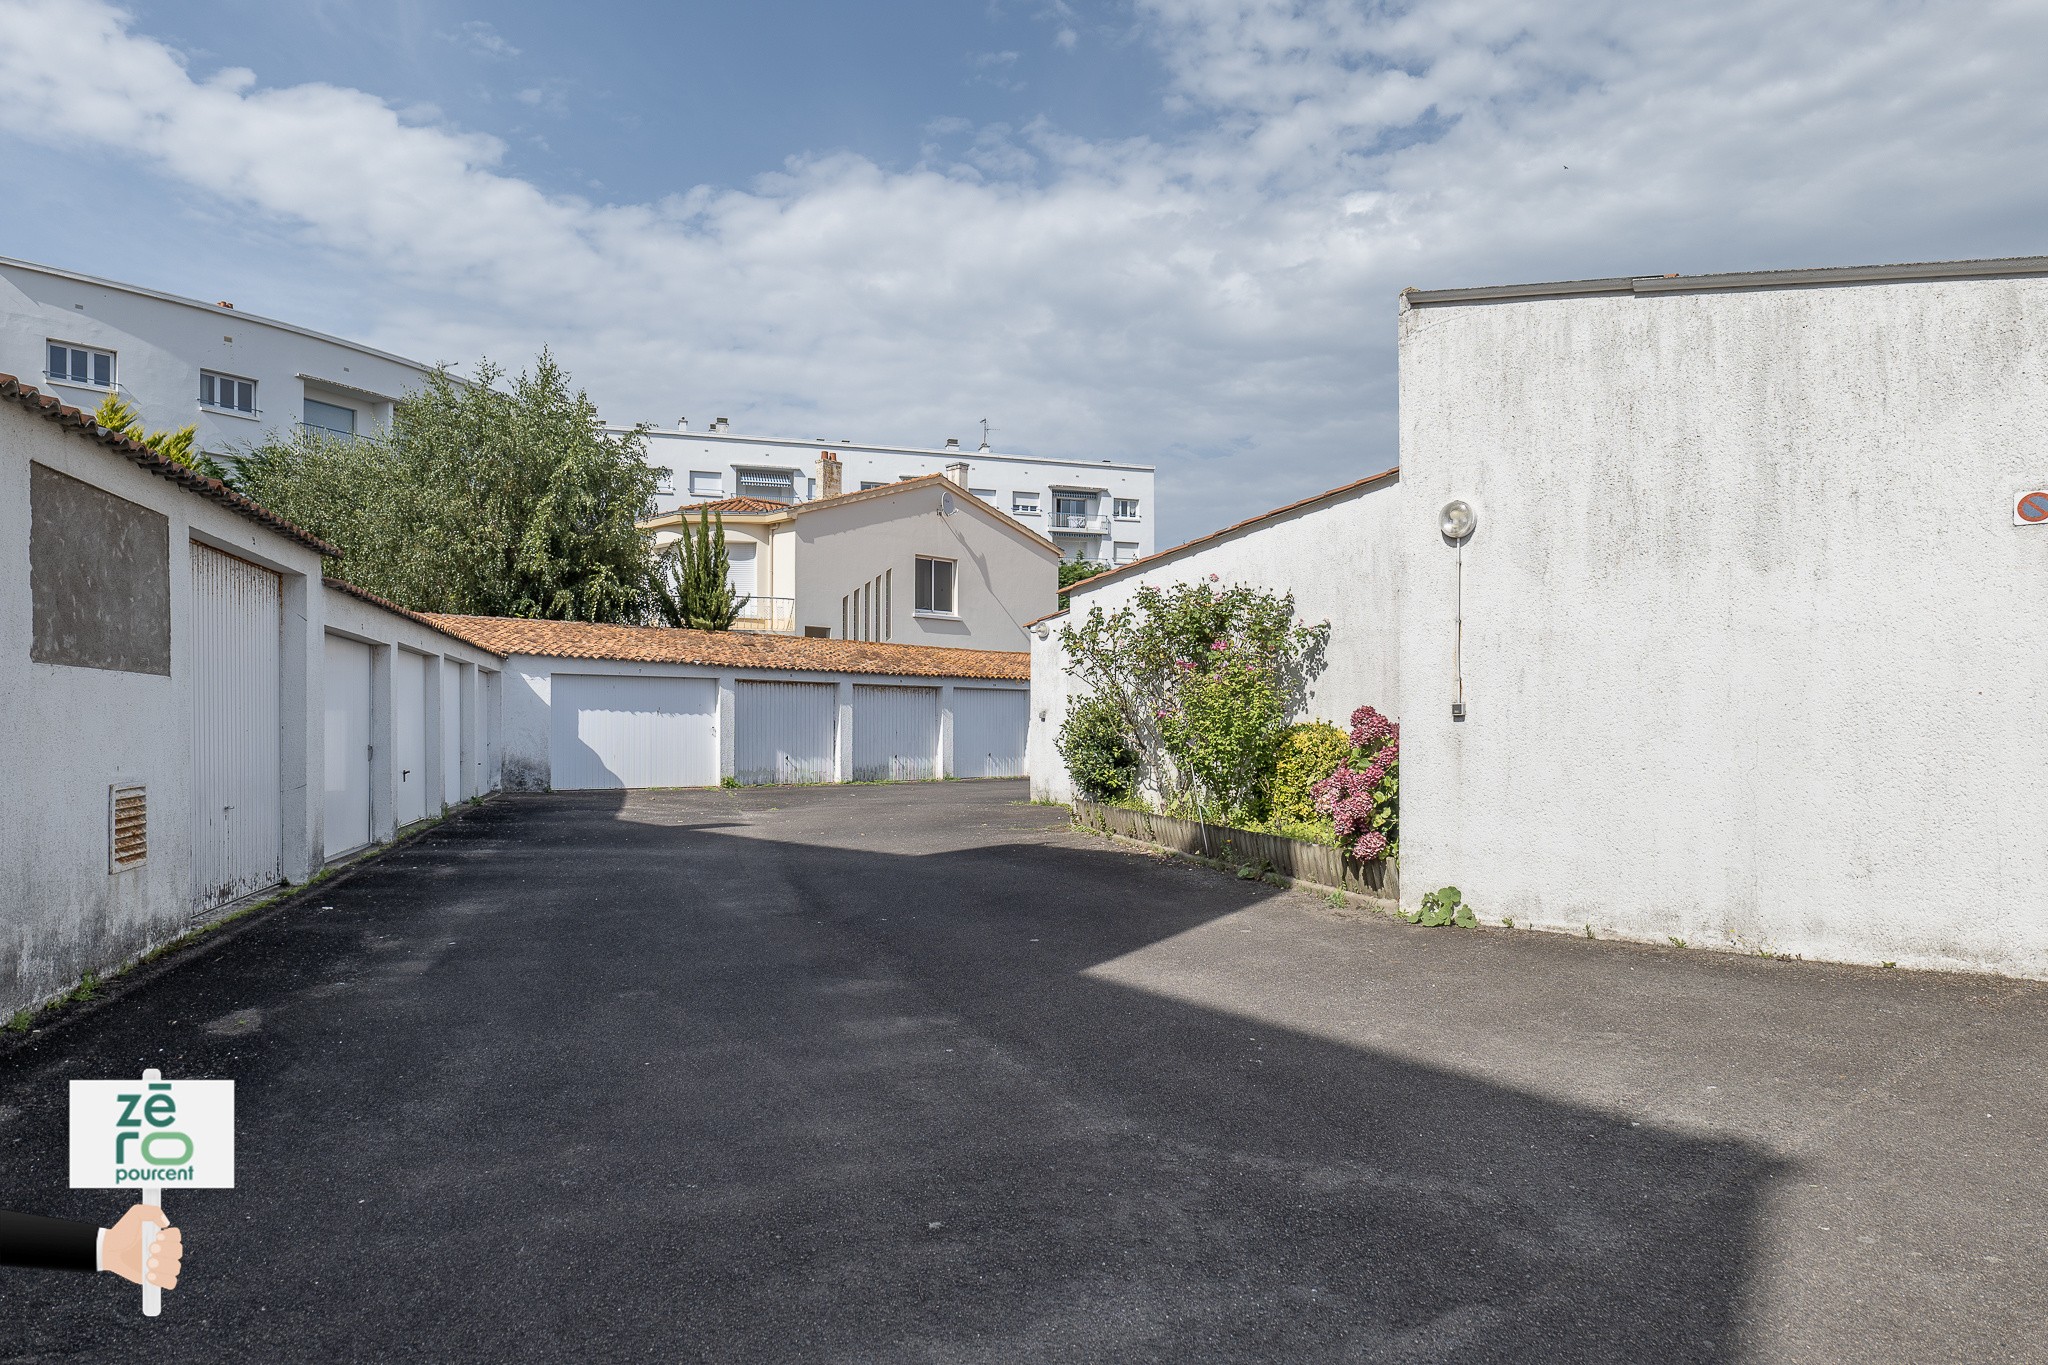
2,0,2046,544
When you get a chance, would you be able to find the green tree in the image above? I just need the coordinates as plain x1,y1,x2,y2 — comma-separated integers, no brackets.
232,352,662,621
91,393,225,481
1058,558,1110,610
651,510,749,630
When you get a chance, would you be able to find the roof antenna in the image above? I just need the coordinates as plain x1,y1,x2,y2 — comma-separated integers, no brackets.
978,418,993,452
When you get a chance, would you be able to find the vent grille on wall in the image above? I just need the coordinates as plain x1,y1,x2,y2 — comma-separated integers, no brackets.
109,784,147,871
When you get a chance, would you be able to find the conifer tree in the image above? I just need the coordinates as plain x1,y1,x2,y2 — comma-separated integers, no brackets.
652,510,748,630
91,393,222,480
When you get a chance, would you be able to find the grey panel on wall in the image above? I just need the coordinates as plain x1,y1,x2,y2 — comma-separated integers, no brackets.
29,461,172,675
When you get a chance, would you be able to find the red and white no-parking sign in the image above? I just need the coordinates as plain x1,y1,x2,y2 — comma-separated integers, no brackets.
2015,490,2048,525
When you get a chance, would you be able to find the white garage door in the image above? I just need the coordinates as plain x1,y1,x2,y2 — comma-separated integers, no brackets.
734,681,836,785
393,649,431,826
551,674,719,790
851,685,939,782
441,658,464,806
323,634,374,857
191,544,282,910
951,687,1029,779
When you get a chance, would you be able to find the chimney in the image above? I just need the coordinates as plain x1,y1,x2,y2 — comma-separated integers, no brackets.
816,450,843,500
943,461,971,488
712,416,730,432
944,437,960,450
675,417,689,431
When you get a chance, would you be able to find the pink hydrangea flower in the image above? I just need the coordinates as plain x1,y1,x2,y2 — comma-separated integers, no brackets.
1349,705,1395,748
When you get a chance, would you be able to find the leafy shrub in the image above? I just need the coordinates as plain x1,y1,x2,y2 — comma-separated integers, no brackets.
1160,644,1292,823
1311,704,1399,861
1059,577,1330,818
1270,722,1351,824
1058,693,1141,802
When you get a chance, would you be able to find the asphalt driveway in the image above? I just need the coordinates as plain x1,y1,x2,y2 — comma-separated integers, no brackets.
0,781,2041,1363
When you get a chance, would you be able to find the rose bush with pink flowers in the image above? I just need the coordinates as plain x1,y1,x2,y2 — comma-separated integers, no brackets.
1059,579,1329,821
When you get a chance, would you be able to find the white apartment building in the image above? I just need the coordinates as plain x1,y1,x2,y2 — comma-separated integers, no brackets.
631,421,1157,566
0,255,437,464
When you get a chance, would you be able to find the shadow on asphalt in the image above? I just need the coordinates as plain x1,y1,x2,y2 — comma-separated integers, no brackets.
0,786,1780,1363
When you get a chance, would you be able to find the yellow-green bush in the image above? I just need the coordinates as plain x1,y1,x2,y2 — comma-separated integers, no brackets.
1269,721,1350,824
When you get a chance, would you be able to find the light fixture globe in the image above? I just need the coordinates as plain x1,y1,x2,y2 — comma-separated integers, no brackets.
1440,499,1477,540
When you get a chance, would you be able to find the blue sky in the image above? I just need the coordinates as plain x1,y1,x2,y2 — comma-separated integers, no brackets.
3,0,2047,543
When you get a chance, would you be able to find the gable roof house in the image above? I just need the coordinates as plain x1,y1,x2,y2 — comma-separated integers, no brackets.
640,457,1060,652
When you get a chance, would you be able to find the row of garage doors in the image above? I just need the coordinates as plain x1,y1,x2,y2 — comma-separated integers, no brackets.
322,637,495,860
548,677,1029,791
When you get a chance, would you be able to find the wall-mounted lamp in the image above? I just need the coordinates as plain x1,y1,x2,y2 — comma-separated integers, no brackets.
1442,499,1477,720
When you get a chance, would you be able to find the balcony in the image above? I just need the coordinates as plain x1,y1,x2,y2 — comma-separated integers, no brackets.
732,595,796,635
1050,513,1111,535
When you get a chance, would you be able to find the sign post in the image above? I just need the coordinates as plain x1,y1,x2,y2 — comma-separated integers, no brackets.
69,1069,234,1317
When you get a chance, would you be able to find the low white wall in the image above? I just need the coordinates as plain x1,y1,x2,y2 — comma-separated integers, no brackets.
1028,474,1402,803
1397,273,2048,976
500,653,1025,791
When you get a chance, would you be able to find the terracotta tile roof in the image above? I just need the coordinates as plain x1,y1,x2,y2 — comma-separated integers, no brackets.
669,496,792,515
1027,467,1401,624
2,372,339,557
323,578,506,657
421,615,1031,681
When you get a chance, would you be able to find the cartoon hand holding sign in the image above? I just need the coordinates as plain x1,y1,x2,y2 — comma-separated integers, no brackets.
68,1068,233,1315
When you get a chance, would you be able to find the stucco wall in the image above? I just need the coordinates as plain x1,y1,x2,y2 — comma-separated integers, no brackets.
1396,274,2048,975
1028,475,1403,803
793,482,1059,650
1,400,327,1016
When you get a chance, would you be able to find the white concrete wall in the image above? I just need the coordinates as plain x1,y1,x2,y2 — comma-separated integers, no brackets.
1,257,433,463
1028,476,1403,803
792,480,1060,651
0,388,513,1015
0,397,329,1016
1396,274,2048,976
635,427,1158,561
499,653,1025,791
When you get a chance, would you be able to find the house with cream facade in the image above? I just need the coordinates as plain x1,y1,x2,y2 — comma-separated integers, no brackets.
642,456,1060,652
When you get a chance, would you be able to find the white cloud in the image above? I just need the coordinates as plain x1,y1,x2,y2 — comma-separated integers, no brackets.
4,0,2048,540
441,19,519,60
515,79,570,116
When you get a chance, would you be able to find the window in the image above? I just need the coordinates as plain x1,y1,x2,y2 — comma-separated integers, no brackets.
736,468,796,501
689,470,723,497
303,398,356,438
199,371,256,414
1053,495,1092,529
971,487,998,504
860,481,887,491
1011,492,1039,515
47,341,114,389
1114,498,1141,520
1114,541,1140,564
915,556,956,614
